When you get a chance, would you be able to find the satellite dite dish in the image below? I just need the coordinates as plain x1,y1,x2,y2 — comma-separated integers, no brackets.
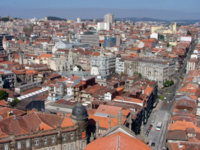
138,41,144,49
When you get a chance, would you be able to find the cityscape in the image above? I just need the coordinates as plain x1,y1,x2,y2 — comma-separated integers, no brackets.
0,0,200,150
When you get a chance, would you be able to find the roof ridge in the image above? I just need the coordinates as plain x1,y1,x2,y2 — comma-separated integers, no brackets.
117,134,120,150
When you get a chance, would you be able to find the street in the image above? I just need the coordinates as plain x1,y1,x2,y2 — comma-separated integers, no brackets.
143,39,197,150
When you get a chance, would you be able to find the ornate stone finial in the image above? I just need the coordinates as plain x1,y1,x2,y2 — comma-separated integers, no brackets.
118,110,122,125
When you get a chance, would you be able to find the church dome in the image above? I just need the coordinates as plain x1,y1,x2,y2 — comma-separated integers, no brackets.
71,102,88,121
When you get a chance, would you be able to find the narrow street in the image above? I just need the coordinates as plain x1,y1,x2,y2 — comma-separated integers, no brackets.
143,39,197,150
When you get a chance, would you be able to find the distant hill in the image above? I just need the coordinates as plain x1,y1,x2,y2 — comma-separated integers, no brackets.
47,16,66,21
115,17,200,25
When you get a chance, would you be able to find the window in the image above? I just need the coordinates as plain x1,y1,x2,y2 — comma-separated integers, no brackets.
51,136,55,144
70,143,74,150
63,145,68,150
70,133,74,140
62,133,67,141
4,144,8,150
34,139,39,146
44,137,47,145
26,139,30,148
82,141,86,149
17,141,21,149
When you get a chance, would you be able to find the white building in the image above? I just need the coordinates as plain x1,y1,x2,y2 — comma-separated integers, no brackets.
97,22,110,31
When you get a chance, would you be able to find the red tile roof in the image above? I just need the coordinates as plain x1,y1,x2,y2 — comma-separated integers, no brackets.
84,131,151,150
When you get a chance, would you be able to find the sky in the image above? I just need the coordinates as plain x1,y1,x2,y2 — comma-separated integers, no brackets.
0,0,200,19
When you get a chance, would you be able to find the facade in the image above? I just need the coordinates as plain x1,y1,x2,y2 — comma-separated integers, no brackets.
118,57,175,87
97,22,110,31
79,32,99,47
90,51,116,79
186,58,198,73
138,59,175,87
104,36,116,48
0,69,15,89
0,34,4,51
115,55,124,74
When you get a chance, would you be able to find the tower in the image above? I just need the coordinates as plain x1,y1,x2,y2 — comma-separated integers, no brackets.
70,100,88,127
104,14,114,24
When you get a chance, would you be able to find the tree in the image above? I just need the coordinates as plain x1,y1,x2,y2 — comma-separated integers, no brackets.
187,30,192,36
167,42,170,47
163,80,174,87
10,98,20,107
0,90,8,100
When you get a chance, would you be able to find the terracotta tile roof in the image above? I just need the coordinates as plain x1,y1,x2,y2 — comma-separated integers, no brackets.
84,131,151,150
0,100,7,107
168,121,200,133
95,105,122,116
40,53,52,58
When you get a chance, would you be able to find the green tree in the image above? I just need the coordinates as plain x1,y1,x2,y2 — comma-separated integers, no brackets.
163,80,174,87
187,30,192,36
158,95,164,100
158,34,165,41
0,90,8,100
167,42,170,47
10,98,20,107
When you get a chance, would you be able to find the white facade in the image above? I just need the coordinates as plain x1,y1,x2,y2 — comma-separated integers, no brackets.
180,36,192,42
97,22,110,31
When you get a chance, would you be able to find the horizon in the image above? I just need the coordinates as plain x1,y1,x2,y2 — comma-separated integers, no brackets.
1,8,200,20
0,0,200,20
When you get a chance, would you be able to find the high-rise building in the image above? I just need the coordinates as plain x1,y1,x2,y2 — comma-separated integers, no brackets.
104,14,114,24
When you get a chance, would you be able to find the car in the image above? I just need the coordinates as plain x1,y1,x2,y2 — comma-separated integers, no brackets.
148,124,153,130
151,142,156,147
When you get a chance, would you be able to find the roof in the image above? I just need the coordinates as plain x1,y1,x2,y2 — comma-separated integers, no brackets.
168,121,200,133
84,131,151,150
0,111,74,139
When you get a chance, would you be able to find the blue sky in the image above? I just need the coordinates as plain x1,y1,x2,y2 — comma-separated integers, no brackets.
0,0,200,19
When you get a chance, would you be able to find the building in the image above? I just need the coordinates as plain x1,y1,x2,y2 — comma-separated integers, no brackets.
97,22,110,31
0,69,15,89
79,31,99,47
90,48,116,79
0,102,89,150
0,34,4,51
104,36,116,48
118,57,175,87
186,58,198,73
104,14,114,24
